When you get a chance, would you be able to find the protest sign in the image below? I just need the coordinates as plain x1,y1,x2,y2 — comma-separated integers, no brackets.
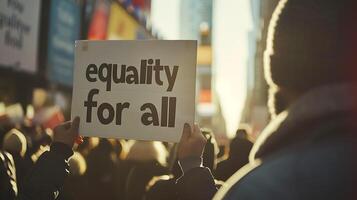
71,40,197,142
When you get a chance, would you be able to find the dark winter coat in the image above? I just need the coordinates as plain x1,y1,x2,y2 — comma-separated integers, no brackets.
0,150,17,200
19,142,73,200
177,84,357,200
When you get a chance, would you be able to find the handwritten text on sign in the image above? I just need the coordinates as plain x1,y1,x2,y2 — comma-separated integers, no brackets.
71,40,197,142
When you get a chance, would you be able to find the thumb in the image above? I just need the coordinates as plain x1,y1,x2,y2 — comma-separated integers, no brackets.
192,123,203,138
180,123,191,142
70,116,80,133
61,121,72,130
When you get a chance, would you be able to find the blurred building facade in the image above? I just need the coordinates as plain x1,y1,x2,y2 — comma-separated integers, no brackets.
240,0,280,138
179,0,227,142
179,0,213,41
0,0,282,141
0,0,153,125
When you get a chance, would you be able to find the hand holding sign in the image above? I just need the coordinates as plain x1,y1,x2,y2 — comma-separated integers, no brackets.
53,117,80,148
72,40,197,142
178,123,207,160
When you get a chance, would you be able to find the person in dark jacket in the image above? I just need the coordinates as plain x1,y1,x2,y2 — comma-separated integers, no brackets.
176,0,357,199
2,129,30,192
0,118,80,200
124,141,168,200
85,138,118,200
214,128,253,181
145,131,220,200
57,151,88,200
18,117,80,200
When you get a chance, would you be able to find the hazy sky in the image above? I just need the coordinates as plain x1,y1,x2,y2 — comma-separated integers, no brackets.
213,0,254,137
151,0,254,137
151,0,180,39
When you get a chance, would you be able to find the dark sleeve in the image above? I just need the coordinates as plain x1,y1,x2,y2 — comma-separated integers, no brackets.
176,167,218,200
0,151,17,200
18,142,73,200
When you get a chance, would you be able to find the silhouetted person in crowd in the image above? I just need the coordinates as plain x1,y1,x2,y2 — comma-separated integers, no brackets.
0,117,80,199
176,0,357,199
145,143,181,200
146,130,220,200
0,150,17,200
2,129,30,193
76,137,100,158
145,174,177,200
58,152,88,200
19,117,80,199
86,138,118,200
214,128,253,181
124,141,168,200
0,117,13,149
4,0,357,200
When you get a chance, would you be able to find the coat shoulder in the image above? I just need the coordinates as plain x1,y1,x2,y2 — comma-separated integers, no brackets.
223,134,356,200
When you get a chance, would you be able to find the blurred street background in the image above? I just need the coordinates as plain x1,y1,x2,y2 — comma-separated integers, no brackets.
0,0,280,146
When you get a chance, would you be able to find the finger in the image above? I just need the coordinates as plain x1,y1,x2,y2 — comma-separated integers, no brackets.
59,121,72,130
192,123,203,138
70,116,80,134
180,123,191,142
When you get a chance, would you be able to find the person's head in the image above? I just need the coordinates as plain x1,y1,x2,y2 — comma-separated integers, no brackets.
69,151,87,176
264,0,357,117
229,127,253,159
100,138,114,150
77,137,99,157
126,141,168,166
235,124,251,139
3,128,27,157
111,139,128,160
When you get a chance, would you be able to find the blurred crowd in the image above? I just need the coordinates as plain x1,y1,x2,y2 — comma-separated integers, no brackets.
2,0,357,199
0,117,253,200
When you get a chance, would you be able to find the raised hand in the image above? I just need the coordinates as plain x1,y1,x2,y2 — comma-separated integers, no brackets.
178,123,207,160
53,117,80,148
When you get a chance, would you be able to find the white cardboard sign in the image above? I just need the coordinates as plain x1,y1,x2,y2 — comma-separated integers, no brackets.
71,40,197,142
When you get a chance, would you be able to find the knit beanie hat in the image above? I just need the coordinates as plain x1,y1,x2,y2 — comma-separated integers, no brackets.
264,0,357,92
